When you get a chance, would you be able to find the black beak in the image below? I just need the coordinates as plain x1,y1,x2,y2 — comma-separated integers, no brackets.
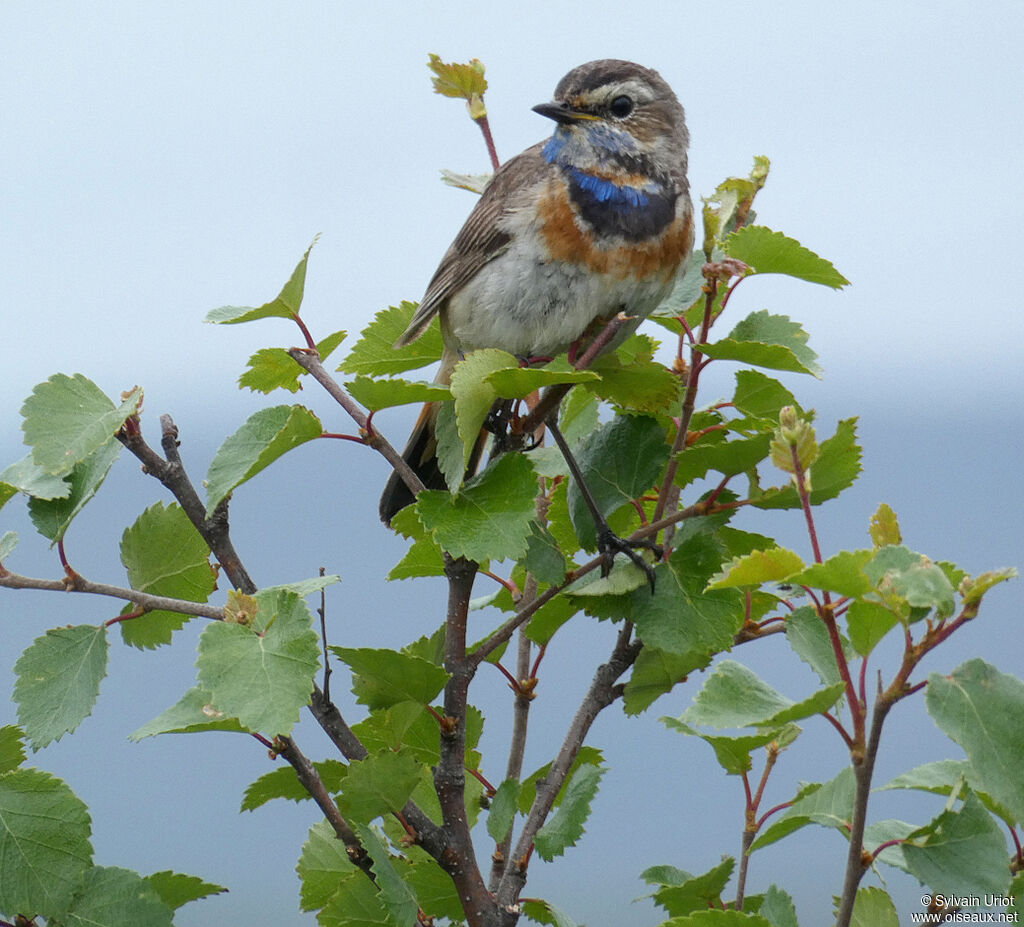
532,101,595,124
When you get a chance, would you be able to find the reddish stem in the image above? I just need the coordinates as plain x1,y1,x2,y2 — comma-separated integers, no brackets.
292,313,317,351
868,837,906,861
475,114,500,171
491,660,523,695
530,644,548,679
756,800,794,830
482,570,520,597
468,766,497,795
822,711,855,749
105,607,145,627
320,432,366,443
251,732,275,750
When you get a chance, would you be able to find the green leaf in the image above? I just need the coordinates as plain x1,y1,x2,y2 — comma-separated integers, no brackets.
726,225,849,288
129,686,249,740
0,454,72,500
785,605,854,688
485,364,599,398
651,858,734,916
197,588,320,735
21,374,141,476
846,600,899,656
707,546,804,589
239,330,347,395
351,705,440,766
353,822,419,926
487,778,521,842
533,763,604,861
0,767,93,918
338,752,423,825
568,414,669,550
345,375,451,411
118,502,217,649
65,865,174,927
584,352,682,413
731,370,801,424
682,659,843,729
869,502,902,548
262,574,342,599
674,433,772,490
331,647,450,709
297,819,358,911
338,301,445,376
406,857,464,920
788,549,874,599
662,718,789,776
416,452,538,561
760,884,800,927
521,520,567,585
655,911,774,926
700,311,822,378
240,760,347,812
518,747,604,814
14,625,109,749
841,886,898,927
521,899,582,927
750,767,855,851
206,238,317,324
145,870,228,910
863,818,917,871
623,646,712,715
0,725,26,775
205,404,322,514
28,439,121,543
752,417,861,509
926,659,1024,824
449,349,517,473
428,53,488,99
878,759,1014,824
902,788,1010,897
318,873,390,926
959,567,1017,606
866,545,957,619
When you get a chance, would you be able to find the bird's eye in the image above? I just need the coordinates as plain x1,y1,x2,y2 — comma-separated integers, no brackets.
608,95,634,118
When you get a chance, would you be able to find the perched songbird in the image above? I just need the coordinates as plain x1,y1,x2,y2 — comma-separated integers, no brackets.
380,59,693,525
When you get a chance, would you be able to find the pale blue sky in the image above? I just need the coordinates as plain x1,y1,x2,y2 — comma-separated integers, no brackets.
1,2,1022,925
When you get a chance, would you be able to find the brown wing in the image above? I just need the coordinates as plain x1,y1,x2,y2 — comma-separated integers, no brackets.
395,142,549,347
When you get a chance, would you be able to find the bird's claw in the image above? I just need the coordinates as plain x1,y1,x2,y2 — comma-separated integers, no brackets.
596,529,661,593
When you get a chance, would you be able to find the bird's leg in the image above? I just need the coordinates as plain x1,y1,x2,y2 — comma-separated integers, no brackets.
544,408,660,592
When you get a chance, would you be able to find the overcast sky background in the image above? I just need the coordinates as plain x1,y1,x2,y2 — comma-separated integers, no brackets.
1,2,1022,925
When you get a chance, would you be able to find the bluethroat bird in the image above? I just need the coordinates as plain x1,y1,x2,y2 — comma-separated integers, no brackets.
380,59,694,569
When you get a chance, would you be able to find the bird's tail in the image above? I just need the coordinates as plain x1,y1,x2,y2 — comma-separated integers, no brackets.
378,348,487,525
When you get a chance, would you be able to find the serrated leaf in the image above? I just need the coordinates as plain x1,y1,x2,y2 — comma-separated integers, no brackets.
700,311,822,378
750,767,855,851
485,364,599,398
568,414,669,550
197,588,320,735
731,370,801,424
866,545,956,619
846,600,899,656
843,886,898,927
416,452,537,561
518,747,604,815
440,168,492,193
682,659,842,729
428,53,487,99
960,567,1017,605
205,404,322,514
786,605,854,687
0,767,93,917
878,759,1015,824
296,819,359,911
65,865,174,927
145,870,228,910
752,417,861,509
206,238,317,324
926,659,1024,824
674,433,772,490
655,910,774,926
0,454,72,500
331,647,450,709
449,348,517,474
760,884,800,927
902,788,1010,897
533,763,604,861
21,374,141,476
241,759,347,812
707,546,804,589
521,520,567,585
238,347,306,394
345,375,451,411
0,725,26,774
651,858,735,916
486,778,521,843
261,574,341,599
318,873,390,926
0,530,17,562
726,225,849,288
584,353,681,413
353,822,419,926
129,686,249,740
623,646,712,715
338,752,423,824
28,438,121,543
869,502,901,548
118,502,217,649
14,624,108,749
788,549,873,598
863,818,917,872
339,301,444,376
406,857,464,920
662,719,789,776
